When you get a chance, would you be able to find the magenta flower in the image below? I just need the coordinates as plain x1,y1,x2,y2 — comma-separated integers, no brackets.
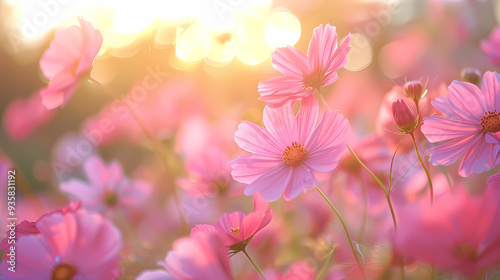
39,17,102,109
482,26,500,65
136,232,232,280
393,187,500,276
191,193,273,254
259,24,352,108
392,99,418,133
60,156,151,214
229,95,350,201
0,209,122,279
421,71,500,177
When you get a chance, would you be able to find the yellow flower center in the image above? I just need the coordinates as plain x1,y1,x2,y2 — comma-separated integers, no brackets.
230,227,240,237
481,110,500,133
282,142,308,166
51,263,77,280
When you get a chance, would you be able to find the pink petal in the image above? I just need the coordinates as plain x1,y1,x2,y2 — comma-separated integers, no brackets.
295,95,319,145
458,134,496,177
258,76,311,108
253,192,269,213
263,103,296,147
229,154,283,184
306,110,350,154
481,71,500,111
326,33,353,73
234,121,283,157
421,116,481,143
425,133,482,166
307,24,338,71
283,165,318,201
40,26,83,79
244,164,292,202
136,269,177,280
447,81,487,122
271,46,311,78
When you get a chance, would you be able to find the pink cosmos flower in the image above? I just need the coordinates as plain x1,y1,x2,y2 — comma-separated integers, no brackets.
259,24,352,108
481,26,500,65
392,99,418,134
0,201,80,259
393,186,500,276
2,92,56,141
39,17,102,109
136,232,232,280
60,155,151,214
191,193,273,253
421,71,500,177
177,147,244,197
0,209,122,279
229,95,350,201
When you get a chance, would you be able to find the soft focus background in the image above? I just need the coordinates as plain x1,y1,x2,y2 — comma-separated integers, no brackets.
1,0,500,279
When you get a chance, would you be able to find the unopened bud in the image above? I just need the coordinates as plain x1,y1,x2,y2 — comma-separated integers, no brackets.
404,81,425,102
460,68,482,87
392,99,418,134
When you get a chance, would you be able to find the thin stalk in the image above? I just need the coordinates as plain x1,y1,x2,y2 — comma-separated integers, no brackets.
88,77,189,229
347,145,387,193
314,88,332,111
409,132,433,205
314,186,366,280
347,145,397,230
242,250,267,280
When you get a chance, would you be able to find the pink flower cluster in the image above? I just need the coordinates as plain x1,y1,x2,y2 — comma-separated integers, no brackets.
3,6,500,280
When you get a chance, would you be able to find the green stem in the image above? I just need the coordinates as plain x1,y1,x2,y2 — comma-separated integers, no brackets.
386,193,398,230
347,145,398,230
409,132,434,205
347,145,387,193
314,186,366,280
243,250,267,280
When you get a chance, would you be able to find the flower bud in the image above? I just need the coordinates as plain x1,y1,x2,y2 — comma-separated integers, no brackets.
404,81,425,102
460,67,482,87
392,99,418,134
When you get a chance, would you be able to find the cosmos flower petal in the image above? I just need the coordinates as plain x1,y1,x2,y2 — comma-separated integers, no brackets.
271,46,311,78
136,269,177,280
421,116,480,143
263,103,296,147
447,81,488,122
258,76,311,108
425,133,482,166
295,95,319,145
458,135,496,177
243,164,292,202
306,110,350,153
283,165,318,201
307,24,338,69
481,71,500,110
325,33,353,73
229,154,283,184
234,121,284,156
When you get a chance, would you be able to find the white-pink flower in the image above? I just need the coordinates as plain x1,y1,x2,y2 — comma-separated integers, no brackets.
229,95,350,201
60,155,151,214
